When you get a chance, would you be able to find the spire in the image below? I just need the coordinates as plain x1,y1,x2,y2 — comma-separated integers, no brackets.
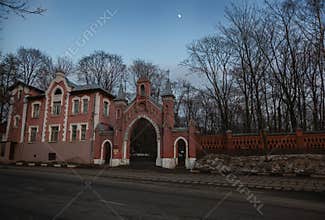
115,81,126,101
161,78,174,97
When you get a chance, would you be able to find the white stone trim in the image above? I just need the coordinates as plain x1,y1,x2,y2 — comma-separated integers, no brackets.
121,159,129,165
123,114,161,165
4,98,13,141
28,126,39,143
42,94,49,142
48,124,61,142
71,96,81,114
79,123,88,140
173,136,189,166
31,101,41,118
13,114,20,128
93,159,105,165
111,159,122,167
162,158,176,169
186,158,197,169
93,93,100,140
69,123,79,141
81,95,90,113
20,98,27,143
103,98,110,117
45,72,72,95
94,158,122,166
51,85,64,111
100,139,113,165
43,72,72,142
68,123,89,141
62,93,70,141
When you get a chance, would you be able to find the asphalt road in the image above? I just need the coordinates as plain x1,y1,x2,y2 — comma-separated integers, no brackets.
0,167,324,220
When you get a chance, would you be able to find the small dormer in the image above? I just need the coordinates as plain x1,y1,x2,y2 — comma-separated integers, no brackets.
136,76,151,98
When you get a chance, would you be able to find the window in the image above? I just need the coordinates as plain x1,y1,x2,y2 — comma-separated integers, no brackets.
82,99,89,113
1,143,5,157
140,84,145,96
17,89,22,100
48,153,56,161
53,101,61,115
73,100,79,114
81,124,87,141
54,88,62,95
29,127,37,142
32,103,40,118
50,126,59,142
14,116,19,128
103,101,109,117
71,125,77,141
116,109,121,119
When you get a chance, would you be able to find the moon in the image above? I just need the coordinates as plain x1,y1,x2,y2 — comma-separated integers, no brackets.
177,13,182,19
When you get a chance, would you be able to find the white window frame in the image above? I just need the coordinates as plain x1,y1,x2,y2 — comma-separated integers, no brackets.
81,96,90,114
51,85,64,116
69,123,79,141
68,123,88,141
80,123,88,141
13,115,20,128
17,88,23,100
31,101,41,118
49,124,60,142
72,97,81,114
28,126,39,143
103,98,110,117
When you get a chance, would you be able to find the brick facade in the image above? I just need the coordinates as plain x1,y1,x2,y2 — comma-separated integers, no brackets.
0,72,198,169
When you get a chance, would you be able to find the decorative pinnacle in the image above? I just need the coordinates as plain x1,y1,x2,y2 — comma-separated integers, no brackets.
162,78,173,97
115,81,126,101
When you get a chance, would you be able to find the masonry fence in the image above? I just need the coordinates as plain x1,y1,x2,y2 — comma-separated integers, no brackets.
198,129,325,157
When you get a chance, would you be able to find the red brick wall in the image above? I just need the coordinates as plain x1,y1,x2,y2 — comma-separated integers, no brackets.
198,130,325,156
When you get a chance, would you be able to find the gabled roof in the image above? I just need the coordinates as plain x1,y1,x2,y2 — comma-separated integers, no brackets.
9,76,116,99
8,80,44,93
70,84,115,99
26,94,45,99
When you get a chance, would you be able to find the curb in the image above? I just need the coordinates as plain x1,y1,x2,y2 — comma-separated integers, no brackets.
6,164,325,193
13,162,79,169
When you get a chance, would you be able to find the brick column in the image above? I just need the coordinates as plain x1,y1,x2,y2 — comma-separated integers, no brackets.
226,130,233,154
296,128,304,152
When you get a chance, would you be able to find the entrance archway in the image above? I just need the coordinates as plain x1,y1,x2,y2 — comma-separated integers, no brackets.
174,137,188,167
100,140,112,165
123,115,161,167
130,118,157,167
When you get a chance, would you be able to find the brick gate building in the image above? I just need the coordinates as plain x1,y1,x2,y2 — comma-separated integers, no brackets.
0,72,198,169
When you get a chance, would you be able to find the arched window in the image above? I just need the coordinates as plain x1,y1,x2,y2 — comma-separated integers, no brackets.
52,86,63,116
103,100,109,117
54,88,62,95
140,84,145,96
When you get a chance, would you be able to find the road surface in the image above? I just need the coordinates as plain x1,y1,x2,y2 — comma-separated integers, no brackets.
0,167,324,219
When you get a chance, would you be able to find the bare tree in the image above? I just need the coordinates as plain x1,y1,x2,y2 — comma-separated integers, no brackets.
183,36,234,132
77,51,126,93
128,59,168,101
16,47,51,88
54,56,74,76
0,0,46,19
0,52,18,122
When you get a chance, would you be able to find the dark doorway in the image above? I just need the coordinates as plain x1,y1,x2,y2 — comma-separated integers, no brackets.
130,118,157,167
9,142,16,160
177,139,186,167
104,141,111,165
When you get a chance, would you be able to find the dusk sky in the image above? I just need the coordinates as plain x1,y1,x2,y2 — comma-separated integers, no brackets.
1,0,255,80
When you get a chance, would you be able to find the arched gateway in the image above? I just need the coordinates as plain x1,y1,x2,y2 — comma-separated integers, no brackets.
93,75,198,169
123,115,161,166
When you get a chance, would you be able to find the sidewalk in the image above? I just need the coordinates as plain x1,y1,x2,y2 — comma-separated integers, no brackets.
1,164,325,193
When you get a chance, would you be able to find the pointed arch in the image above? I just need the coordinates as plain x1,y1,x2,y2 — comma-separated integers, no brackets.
122,114,161,166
